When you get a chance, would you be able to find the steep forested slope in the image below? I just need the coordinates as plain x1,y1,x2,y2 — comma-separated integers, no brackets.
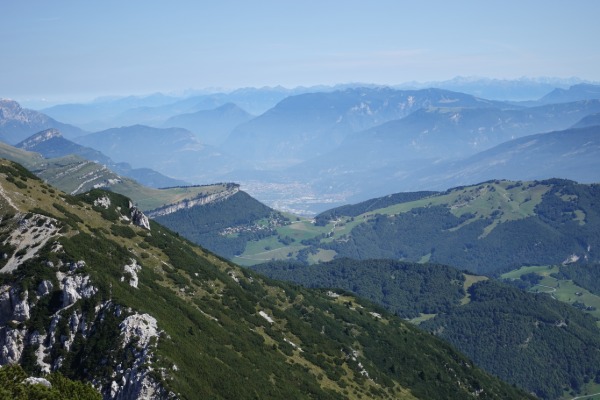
251,258,600,399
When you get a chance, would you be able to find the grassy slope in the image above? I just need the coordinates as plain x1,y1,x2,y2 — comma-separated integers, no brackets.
502,265,600,321
0,142,45,167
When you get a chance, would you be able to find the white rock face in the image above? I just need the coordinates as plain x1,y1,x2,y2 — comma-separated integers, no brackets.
0,204,167,398
123,259,142,288
0,214,60,273
146,186,239,218
259,311,274,324
562,254,580,264
0,285,14,323
0,289,167,398
130,207,150,230
94,196,112,209
112,370,163,400
1,327,26,364
30,330,51,374
37,280,54,297
111,313,163,399
11,290,30,321
23,376,52,388
283,338,303,352
228,271,240,283
60,274,97,308
119,314,158,348
110,380,120,398
0,286,30,322
69,260,86,272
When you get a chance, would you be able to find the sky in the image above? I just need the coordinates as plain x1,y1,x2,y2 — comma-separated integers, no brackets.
1,0,599,104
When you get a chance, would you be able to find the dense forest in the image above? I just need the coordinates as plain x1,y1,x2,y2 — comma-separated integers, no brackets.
250,259,466,318
148,179,600,277
422,280,600,399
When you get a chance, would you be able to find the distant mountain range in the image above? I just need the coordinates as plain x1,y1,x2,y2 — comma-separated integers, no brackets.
222,87,509,169
537,83,600,104
394,76,593,101
0,99,86,143
573,111,600,128
283,100,600,199
40,86,337,131
5,82,600,214
409,125,600,192
17,128,109,162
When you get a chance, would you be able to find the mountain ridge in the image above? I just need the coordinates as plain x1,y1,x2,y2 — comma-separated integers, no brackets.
73,124,242,182
162,103,253,146
408,124,600,191
15,128,187,188
222,87,511,169
280,100,600,208
0,139,229,212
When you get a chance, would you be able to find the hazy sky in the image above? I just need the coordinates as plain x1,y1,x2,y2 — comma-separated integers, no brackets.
2,0,599,102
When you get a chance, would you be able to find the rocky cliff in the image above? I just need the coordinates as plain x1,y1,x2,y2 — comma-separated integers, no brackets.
146,184,239,218
0,210,167,399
